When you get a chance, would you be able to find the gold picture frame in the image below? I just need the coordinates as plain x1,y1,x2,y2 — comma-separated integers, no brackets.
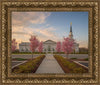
0,0,99,84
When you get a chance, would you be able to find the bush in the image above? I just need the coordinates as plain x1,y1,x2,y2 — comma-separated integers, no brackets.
12,52,46,54
12,55,45,73
70,58,77,59
84,58,88,61
54,55,87,73
73,67,86,73
13,58,27,61
53,52,65,54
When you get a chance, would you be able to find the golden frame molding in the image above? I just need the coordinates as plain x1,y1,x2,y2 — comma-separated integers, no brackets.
1,0,99,84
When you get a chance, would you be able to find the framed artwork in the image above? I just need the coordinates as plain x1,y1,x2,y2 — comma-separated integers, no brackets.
0,0,100,84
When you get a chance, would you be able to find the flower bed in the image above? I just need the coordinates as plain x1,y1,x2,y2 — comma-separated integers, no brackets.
12,55,45,73
54,55,88,73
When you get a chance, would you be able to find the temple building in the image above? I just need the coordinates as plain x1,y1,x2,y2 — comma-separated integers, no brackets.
68,23,79,53
19,23,79,53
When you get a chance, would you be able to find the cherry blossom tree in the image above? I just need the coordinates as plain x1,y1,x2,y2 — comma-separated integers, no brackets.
12,39,17,52
62,37,74,58
56,41,61,53
29,35,39,59
38,41,43,53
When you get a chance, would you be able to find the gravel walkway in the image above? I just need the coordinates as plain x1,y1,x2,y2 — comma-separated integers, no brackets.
36,54,64,73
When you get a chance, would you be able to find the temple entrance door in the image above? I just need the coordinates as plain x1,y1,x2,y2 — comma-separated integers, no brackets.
47,45,52,54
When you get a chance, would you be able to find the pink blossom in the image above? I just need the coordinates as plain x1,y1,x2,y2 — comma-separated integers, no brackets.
56,41,61,52
62,37,74,55
38,41,43,52
12,39,17,52
29,35,39,52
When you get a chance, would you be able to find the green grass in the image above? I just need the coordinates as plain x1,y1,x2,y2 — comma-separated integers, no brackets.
12,52,46,54
84,58,88,61
54,55,87,73
70,58,77,59
12,52,88,54
53,52,65,54
12,55,45,73
13,58,27,61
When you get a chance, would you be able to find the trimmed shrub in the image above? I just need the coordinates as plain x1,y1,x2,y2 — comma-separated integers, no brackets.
12,55,45,73
70,58,77,59
84,58,88,61
73,67,86,73
12,52,46,54
13,58,27,61
53,52,65,54
54,55,88,73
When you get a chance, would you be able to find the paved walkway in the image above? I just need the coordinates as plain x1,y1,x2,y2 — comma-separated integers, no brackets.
36,54,64,73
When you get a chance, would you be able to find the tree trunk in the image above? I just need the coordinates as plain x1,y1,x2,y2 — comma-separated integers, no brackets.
32,52,33,59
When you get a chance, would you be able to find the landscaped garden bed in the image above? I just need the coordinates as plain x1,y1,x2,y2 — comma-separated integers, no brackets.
12,55,45,73
54,55,88,73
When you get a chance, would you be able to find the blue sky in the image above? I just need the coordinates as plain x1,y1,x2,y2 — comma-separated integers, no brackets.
12,12,88,48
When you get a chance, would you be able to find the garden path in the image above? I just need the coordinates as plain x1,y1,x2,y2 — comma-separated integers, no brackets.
35,54,64,73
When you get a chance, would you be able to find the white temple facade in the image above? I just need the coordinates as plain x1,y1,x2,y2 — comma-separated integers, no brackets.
19,42,30,52
19,40,57,53
43,40,57,53
19,23,79,53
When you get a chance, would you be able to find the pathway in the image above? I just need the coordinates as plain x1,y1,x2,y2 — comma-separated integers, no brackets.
36,54,64,73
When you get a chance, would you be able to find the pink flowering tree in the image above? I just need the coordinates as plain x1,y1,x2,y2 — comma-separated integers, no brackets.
56,41,61,53
12,39,17,52
29,36,39,59
62,37,74,58
38,41,43,53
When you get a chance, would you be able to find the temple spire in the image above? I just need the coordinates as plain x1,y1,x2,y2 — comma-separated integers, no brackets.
69,22,73,39
70,22,72,32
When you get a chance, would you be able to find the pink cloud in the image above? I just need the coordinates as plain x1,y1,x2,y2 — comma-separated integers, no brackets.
12,12,51,26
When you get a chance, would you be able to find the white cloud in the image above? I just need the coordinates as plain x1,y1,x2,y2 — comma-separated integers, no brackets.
12,12,56,44
12,12,51,26
77,40,88,48
12,26,60,46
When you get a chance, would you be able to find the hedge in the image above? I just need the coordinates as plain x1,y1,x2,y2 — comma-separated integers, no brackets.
12,58,27,61
12,52,46,54
54,55,88,73
12,55,45,73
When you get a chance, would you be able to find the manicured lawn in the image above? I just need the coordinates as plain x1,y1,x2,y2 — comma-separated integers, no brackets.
84,58,88,61
53,52,65,54
70,57,77,60
70,58,88,61
12,58,27,61
12,55,45,73
12,52,46,54
54,55,88,73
